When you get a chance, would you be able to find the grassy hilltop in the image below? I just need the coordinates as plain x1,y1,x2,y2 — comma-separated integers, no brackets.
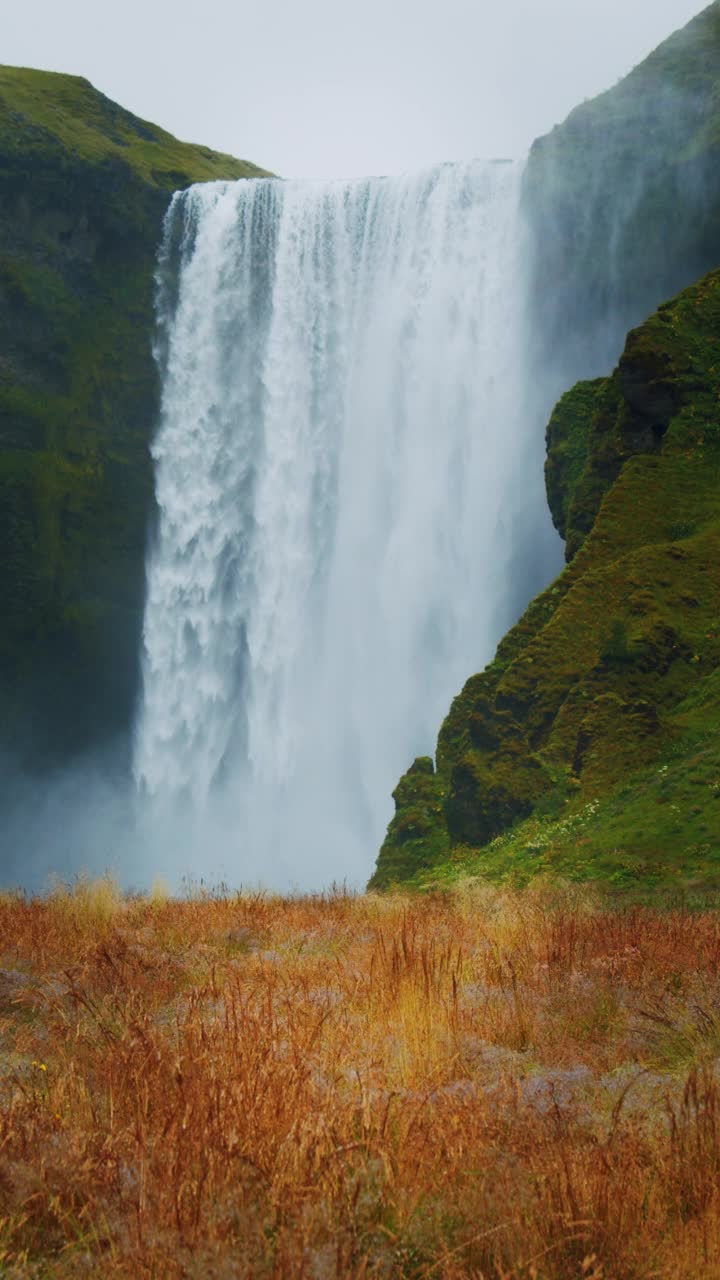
0,68,268,770
0,67,268,188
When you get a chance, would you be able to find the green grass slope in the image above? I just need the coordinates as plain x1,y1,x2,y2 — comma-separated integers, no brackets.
371,271,720,892
0,68,270,769
0,66,269,187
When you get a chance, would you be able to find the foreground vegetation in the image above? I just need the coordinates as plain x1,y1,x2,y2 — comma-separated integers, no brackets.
3,882,720,1276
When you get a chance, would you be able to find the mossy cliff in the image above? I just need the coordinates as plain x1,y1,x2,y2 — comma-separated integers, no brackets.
0,67,268,768
524,0,720,385
371,267,720,892
372,2,720,892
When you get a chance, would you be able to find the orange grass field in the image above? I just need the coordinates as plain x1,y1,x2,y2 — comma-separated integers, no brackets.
3,880,720,1277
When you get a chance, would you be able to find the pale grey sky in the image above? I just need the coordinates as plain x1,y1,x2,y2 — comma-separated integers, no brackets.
4,0,709,177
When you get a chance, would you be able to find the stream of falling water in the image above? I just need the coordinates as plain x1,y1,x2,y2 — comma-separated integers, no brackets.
134,162,550,887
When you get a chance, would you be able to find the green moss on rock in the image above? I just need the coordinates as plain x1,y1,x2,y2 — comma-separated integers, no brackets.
0,66,270,767
545,378,604,542
372,269,720,890
380,4,720,889
369,757,449,890
0,67,269,188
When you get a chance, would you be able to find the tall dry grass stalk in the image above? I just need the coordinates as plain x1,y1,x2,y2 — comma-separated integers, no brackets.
1,881,720,1276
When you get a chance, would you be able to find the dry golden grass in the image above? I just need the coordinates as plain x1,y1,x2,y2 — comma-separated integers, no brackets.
2,879,720,1276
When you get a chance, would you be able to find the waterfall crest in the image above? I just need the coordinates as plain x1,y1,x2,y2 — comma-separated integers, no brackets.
134,161,549,887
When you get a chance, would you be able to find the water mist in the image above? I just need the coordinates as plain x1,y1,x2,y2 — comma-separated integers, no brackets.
133,162,557,889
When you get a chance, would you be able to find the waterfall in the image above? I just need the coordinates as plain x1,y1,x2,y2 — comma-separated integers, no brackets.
134,161,554,888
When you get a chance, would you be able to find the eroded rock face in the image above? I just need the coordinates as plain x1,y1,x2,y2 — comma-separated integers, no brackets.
0,67,267,770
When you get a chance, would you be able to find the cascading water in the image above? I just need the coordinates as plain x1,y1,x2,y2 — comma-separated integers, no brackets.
134,161,556,888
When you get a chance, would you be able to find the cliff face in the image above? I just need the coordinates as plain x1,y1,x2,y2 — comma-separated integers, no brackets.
524,0,720,387
372,270,720,891
0,68,268,769
373,5,720,892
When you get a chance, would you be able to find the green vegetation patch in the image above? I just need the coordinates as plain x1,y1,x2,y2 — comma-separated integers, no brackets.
373,269,720,893
0,66,271,765
0,66,270,187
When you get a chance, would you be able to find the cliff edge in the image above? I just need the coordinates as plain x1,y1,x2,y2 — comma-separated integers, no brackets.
373,4,720,891
0,67,269,769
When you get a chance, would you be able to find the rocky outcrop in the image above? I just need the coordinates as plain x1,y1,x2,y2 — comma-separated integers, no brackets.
372,2,720,891
0,67,268,769
371,270,720,890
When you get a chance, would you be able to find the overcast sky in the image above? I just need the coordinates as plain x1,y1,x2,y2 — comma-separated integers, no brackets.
4,0,709,178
